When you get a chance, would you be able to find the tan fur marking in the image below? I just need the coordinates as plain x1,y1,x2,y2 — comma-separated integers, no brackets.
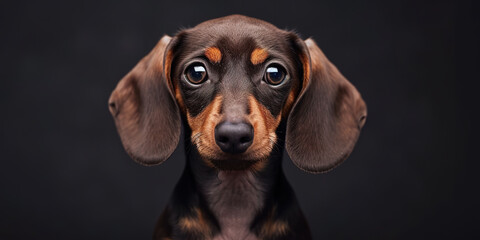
300,52,311,92
282,87,297,118
260,220,289,237
187,96,223,165
279,51,307,117
260,206,289,238
250,48,269,65
247,96,281,170
164,50,174,92
175,87,186,113
178,208,212,238
205,47,222,63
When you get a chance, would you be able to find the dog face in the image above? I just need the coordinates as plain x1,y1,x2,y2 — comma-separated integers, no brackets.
168,17,304,170
109,15,367,173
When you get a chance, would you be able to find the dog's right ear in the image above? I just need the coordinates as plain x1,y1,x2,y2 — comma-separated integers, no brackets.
108,35,181,165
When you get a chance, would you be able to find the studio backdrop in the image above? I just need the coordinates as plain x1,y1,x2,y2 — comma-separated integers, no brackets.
0,0,478,239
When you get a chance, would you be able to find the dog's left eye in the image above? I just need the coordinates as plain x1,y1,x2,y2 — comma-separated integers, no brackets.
185,63,208,84
265,65,286,85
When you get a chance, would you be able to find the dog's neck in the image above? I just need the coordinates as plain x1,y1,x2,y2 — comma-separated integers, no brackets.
186,129,285,239
202,170,264,239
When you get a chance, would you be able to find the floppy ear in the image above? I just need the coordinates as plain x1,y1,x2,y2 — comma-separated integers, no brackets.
286,38,367,173
108,35,181,165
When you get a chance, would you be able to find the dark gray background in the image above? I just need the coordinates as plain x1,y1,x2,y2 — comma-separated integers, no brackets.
1,0,478,239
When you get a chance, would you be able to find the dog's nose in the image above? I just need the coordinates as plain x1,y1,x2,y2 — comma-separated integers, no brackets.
215,122,254,154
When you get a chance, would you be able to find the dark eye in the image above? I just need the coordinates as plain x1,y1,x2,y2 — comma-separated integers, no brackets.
265,64,286,85
185,63,207,84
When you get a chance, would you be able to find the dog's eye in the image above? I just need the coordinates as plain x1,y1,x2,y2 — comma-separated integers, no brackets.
265,65,286,85
185,63,208,84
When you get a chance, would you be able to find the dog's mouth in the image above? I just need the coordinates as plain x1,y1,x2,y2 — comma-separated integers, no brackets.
196,145,272,171
209,159,260,171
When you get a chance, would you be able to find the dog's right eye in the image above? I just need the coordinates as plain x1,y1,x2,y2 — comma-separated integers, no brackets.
185,63,208,84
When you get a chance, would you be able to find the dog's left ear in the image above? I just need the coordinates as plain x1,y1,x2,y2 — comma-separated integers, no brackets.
286,37,367,173
108,35,181,166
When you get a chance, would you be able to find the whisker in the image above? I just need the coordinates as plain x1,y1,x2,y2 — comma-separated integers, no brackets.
268,133,281,152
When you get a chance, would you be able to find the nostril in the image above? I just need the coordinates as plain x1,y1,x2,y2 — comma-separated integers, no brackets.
239,136,252,144
218,136,229,144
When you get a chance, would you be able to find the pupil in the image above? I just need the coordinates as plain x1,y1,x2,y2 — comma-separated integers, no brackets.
189,65,205,82
269,72,281,80
192,71,201,79
267,66,283,83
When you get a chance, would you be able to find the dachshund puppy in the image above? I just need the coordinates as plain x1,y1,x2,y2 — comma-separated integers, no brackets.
109,15,367,240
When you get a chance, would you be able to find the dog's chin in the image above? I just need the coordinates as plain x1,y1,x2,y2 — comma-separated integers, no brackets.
209,159,259,171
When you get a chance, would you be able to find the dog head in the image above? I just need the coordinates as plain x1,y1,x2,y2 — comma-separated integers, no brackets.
109,15,367,173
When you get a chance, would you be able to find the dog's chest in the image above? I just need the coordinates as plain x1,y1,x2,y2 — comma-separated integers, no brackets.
205,171,264,240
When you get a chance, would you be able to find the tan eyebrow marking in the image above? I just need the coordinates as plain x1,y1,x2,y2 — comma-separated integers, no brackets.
204,47,222,63
251,48,269,65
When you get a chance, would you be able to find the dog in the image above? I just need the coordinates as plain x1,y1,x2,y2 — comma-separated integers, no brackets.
108,15,367,240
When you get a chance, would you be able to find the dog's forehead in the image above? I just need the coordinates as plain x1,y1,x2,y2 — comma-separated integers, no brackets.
194,15,281,39
181,15,289,56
